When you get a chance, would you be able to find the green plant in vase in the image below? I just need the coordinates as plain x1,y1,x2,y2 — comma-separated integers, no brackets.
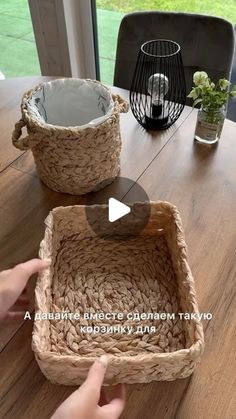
188,71,236,144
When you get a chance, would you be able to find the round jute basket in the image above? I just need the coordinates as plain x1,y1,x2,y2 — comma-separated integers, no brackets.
12,78,129,195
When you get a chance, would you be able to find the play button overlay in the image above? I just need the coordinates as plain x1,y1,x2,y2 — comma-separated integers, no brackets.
85,177,150,240
108,198,131,222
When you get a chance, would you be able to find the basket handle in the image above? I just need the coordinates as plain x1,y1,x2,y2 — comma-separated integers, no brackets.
112,94,129,114
12,119,31,150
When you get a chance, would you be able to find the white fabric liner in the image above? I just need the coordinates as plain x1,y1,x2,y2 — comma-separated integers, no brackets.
27,78,114,128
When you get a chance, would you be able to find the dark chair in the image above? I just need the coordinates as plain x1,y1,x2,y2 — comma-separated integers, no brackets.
114,11,235,103
228,25,236,121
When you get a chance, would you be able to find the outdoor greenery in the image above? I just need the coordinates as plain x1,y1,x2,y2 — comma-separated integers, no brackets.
96,0,236,23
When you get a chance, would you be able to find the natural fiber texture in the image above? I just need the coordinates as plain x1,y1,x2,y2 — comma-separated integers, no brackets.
12,80,128,195
32,201,204,385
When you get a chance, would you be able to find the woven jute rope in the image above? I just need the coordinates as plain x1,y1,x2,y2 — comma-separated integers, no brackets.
32,201,204,385
12,80,129,195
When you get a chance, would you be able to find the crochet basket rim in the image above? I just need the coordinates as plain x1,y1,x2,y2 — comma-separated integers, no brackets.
32,201,204,366
20,79,124,133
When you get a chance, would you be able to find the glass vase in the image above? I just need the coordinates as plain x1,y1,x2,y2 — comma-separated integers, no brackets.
194,106,226,144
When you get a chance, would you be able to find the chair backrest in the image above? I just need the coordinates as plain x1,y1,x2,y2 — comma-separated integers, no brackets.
114,11,235,101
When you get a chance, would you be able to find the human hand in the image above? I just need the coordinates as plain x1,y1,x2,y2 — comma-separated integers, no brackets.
52,356,125,419
0,258,49,320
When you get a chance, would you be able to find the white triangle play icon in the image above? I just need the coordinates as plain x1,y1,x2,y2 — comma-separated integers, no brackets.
108,198,131,222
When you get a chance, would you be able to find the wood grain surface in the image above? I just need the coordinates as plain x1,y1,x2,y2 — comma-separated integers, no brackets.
125,111,236,419
0,77,235,419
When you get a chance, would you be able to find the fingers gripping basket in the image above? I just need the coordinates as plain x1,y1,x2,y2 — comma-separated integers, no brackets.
12,79,129,195
32,201,204,385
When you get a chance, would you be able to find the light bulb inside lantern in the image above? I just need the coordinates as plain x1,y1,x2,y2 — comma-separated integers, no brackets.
148,73,169,106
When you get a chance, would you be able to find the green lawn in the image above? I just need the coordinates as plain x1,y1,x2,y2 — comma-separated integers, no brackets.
97,0,236,23
0,0,40,77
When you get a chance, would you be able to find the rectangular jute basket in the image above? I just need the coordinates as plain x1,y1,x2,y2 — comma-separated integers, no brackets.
32,202,204,385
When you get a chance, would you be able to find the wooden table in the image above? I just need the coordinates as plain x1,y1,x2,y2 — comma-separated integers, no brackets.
0,77,235,419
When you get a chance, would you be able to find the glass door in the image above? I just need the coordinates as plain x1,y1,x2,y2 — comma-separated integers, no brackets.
0,0,40,78
95,0,236,86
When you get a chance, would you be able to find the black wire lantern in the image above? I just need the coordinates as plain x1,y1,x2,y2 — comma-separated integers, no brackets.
130,39,186,130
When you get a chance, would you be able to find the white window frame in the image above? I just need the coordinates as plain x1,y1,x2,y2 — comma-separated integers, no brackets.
28,0,99,79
